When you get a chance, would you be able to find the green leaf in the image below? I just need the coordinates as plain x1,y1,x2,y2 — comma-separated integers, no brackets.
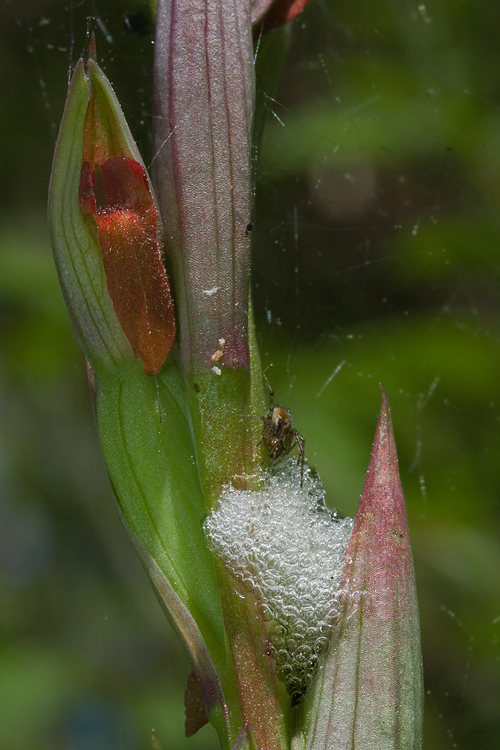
96,358,237,744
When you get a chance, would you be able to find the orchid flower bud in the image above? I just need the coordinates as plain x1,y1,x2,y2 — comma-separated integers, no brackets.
251,0,312,33
49,54,175,376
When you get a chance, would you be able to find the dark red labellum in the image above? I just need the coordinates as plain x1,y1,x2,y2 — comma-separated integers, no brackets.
79,156,176,376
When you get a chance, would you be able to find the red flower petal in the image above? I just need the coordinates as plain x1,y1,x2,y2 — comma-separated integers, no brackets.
80,157,176,376
252,0,312,33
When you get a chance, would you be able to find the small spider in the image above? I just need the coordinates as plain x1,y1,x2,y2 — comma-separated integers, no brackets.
261,374,305,485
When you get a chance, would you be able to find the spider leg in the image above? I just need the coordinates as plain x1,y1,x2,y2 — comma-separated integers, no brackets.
294,430,306,486
263,373,275,409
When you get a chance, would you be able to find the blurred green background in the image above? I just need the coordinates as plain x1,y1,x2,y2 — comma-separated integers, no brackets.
1,0,499,748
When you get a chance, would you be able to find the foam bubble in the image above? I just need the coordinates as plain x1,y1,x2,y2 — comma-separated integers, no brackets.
203,459,354,704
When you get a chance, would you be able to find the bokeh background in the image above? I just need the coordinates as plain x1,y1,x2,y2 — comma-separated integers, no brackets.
1,0,499,748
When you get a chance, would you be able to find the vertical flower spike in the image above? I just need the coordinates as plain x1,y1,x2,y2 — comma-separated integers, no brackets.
304,386,423,750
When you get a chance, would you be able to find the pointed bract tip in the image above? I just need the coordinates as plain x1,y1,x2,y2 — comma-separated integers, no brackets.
88,31,97,62
366,383,399,488
378,382,392,430
379,381,389,407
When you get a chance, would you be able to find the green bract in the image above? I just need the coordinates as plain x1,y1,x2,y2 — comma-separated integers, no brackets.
49,59,134,370
301,390,423,750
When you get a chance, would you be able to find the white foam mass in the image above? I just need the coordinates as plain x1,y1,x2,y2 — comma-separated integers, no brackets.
203,459,354,705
